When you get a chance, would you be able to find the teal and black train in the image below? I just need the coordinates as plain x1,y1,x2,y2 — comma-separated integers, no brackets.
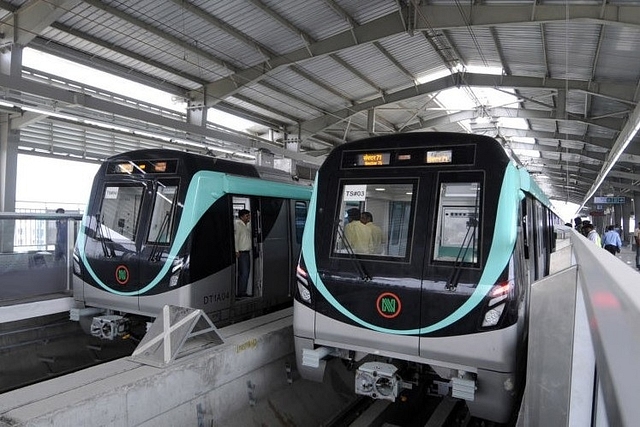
293,132,560,423
73,149,311,339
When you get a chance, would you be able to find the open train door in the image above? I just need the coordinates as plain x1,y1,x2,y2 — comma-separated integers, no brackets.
232,196,260,298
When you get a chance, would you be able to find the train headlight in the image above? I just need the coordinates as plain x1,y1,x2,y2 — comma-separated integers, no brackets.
296,264,312,303
169,257,184,287
482,303,505,327
298,283,311,302
72,254,81,275
169,273,180,287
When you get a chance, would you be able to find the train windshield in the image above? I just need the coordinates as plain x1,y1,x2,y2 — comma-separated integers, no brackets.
99,184,144,242
147,182,178,244
332,181,415,258
433,181,481,264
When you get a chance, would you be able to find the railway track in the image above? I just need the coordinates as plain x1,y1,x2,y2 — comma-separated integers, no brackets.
0,313,136,393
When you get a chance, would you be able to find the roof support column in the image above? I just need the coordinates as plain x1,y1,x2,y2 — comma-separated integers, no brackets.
0,45,22,215
634,189,640,253
367,109,375,135
186,101,208,128
622,199,633,244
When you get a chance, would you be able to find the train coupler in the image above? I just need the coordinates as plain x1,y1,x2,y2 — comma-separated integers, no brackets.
90,315,130,340
355,361,404,402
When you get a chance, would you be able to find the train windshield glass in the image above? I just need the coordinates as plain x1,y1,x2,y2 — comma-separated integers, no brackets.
333,182,415,258
100,184,144,242
147,182,178,244
433,181,481,264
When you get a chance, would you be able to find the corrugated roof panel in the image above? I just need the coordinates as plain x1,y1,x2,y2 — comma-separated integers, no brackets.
446,27,503,69
262,68,350,112
495,25,547,77
224,97,298,126
590,97,633,120
337,44,415,92
262,0,350,41
545,22,600,81
595,26,640,82
376,33,449,80
586,125,618,140
193,0,306,57
295,56,378,101
566,90,588,117
235,84,321,120
334,0,398,24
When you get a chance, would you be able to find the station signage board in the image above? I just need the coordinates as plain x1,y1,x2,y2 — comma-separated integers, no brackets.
593,196,625,204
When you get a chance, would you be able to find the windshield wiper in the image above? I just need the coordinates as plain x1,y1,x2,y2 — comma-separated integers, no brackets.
94,214,115,258
445,216,478,291
335,220,371,281
148,211,171,262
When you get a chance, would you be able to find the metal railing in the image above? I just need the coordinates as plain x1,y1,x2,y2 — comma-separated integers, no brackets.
520,227,640,426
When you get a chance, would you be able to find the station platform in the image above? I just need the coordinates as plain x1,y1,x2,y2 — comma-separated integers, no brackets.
0,307,356,426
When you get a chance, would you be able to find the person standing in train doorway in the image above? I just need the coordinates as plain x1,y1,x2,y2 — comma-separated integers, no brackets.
635,222,640,269
234,209,252,298
54,208,67,262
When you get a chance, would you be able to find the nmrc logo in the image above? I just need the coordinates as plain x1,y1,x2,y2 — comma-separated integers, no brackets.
115,265,130,285
376,292,401,319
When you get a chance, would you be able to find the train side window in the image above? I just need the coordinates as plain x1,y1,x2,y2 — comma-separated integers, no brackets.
332,181,415,258
433,181,481,264
148,183,178,244
100,184,144,242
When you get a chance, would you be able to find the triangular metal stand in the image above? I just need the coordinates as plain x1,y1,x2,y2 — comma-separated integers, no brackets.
130,305,224,367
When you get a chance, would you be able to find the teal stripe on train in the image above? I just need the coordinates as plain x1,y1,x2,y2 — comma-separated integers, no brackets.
303,163,524,335
78,171,311,296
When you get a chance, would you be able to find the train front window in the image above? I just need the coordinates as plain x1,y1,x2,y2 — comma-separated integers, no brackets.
333,182,415,258
433,182,481,264
148,182,178,244
100,185,144,242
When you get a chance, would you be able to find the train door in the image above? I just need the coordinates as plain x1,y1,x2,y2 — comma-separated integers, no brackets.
260,197,293,300
233,196,257,298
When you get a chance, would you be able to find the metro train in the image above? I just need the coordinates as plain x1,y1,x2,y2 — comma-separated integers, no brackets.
293,132,560,423
72,149,311,340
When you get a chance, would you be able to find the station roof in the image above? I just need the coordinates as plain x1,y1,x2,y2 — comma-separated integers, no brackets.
1,0,640,213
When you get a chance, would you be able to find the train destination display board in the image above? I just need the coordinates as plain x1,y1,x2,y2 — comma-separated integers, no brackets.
356,152,391,166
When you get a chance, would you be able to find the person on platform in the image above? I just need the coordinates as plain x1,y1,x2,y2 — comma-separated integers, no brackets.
601,225,622,256
54,208,67,262
582,223,601,247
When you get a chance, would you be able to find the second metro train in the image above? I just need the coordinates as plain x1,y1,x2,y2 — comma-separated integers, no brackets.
72,149,311,339
293,132,560,422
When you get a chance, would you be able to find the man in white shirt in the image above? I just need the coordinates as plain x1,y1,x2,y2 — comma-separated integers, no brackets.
234,209,252,297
